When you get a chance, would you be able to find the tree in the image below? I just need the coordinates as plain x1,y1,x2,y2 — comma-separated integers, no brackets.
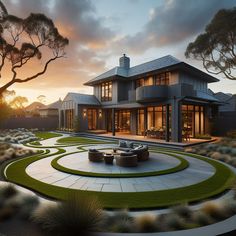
0,1,69,97
9,96,28,109
185,8,236,80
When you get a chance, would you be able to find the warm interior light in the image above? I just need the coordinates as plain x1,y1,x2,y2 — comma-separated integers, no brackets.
83,109,87,117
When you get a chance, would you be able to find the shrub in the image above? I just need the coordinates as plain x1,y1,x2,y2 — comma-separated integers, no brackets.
192,211,213,226
195,134,211,140
201,202,226,220
164,213,185,230
227,130,236,139
218,154,231,163
32,194,103,236
103,210,133,233
0,184,18,199
109,217,133,233
134,214,157,232
210,152,221,160
171,205,192,219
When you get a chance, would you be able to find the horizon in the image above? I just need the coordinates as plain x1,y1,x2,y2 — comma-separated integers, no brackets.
1,0,236,105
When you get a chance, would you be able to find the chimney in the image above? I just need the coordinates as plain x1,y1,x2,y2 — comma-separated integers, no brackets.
119,54,130,69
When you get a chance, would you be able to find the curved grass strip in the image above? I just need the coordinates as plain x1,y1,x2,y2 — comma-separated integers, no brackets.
34,132,63,140
4,148,235,209
51,151,188,178
57,136,116,145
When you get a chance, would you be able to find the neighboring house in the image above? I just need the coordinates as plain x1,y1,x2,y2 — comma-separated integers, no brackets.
25,102,46,117
212,92,236,136
214,92,236,112
60,54,220,142
39,99,62,117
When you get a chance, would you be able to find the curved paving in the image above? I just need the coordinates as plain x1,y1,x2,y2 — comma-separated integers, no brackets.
25,143,216,192
57,152,180,174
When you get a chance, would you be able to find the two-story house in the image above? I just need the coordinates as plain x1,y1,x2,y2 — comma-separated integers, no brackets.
59,54,220,142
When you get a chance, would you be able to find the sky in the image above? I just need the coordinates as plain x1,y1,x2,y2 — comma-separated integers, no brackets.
1,0,236,104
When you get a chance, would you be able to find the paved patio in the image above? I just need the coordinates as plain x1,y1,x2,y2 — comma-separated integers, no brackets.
25,143,215,193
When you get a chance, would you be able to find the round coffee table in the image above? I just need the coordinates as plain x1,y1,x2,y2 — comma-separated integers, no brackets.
103,153,114,165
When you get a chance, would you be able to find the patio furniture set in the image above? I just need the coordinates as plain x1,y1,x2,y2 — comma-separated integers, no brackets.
88,140,149,167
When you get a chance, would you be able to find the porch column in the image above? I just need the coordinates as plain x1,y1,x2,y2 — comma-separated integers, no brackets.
112,108,115,136
144,107,147,133
165,104,170,142
171,98,182,142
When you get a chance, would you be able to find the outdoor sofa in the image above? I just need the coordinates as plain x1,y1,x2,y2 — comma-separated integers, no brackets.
114,140,149,161
88,149,104,162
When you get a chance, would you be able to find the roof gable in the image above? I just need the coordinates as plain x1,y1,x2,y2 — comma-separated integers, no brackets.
63,93,100,106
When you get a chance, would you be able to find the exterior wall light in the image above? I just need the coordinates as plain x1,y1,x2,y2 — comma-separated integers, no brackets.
99,109,102,118
83,109,87,117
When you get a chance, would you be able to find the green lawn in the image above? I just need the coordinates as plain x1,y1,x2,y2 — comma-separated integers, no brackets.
35,131,63,140
57,136,115,144
4,148,235,209
51,150,189,178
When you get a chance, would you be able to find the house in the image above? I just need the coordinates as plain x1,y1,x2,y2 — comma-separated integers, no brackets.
25,102,46,117
39,99,62,117
59,54,220,142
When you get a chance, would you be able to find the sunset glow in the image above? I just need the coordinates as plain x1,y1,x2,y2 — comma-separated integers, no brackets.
1,0,236,104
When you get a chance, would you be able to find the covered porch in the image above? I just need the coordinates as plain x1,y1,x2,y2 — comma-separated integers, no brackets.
97,132,215,147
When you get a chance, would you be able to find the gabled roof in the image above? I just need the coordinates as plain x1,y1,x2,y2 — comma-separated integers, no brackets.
84,55,218,86
214,92,232,102
128,55,180,77
63,93,100,106
25,102,45,112
39,100,62,110
84,55,180,85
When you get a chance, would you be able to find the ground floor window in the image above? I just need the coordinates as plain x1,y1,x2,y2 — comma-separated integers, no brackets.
65,109,74,130
137,109,145,135
87,109,97,130
107,109,131,133
115,110,130,133
147,106,166,130
182,104,205,138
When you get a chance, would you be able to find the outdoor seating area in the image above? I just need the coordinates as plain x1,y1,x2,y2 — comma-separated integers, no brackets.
145,127,166,140
88,140,149,166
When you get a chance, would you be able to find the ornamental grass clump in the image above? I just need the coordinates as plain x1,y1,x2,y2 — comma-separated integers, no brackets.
32,194,103,236
134,214,157,233
102,210,133,233
164,213,185,230
201,201,226,221
171,204,192,219
191,211,213,226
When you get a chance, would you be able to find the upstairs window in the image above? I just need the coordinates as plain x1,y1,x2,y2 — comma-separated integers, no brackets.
155,72,170,85
135,73,170,88
101,81,112,101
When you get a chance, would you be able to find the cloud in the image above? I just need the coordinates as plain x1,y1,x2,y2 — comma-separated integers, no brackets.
2,0,114,90
113,0,236,54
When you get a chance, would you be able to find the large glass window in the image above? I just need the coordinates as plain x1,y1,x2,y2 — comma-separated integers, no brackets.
101,81,112,101
147,106,165,129
154,72,170,85
182,105,205,138
135,72,170,88
137,109,145,135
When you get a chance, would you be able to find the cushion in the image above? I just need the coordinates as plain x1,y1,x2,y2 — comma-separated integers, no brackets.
119,140,127,148
134,145,143,150
89,149,98,152
126,141,134,149
120,152,134,156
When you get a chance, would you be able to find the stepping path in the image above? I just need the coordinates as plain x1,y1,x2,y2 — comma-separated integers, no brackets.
25,143,215,193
